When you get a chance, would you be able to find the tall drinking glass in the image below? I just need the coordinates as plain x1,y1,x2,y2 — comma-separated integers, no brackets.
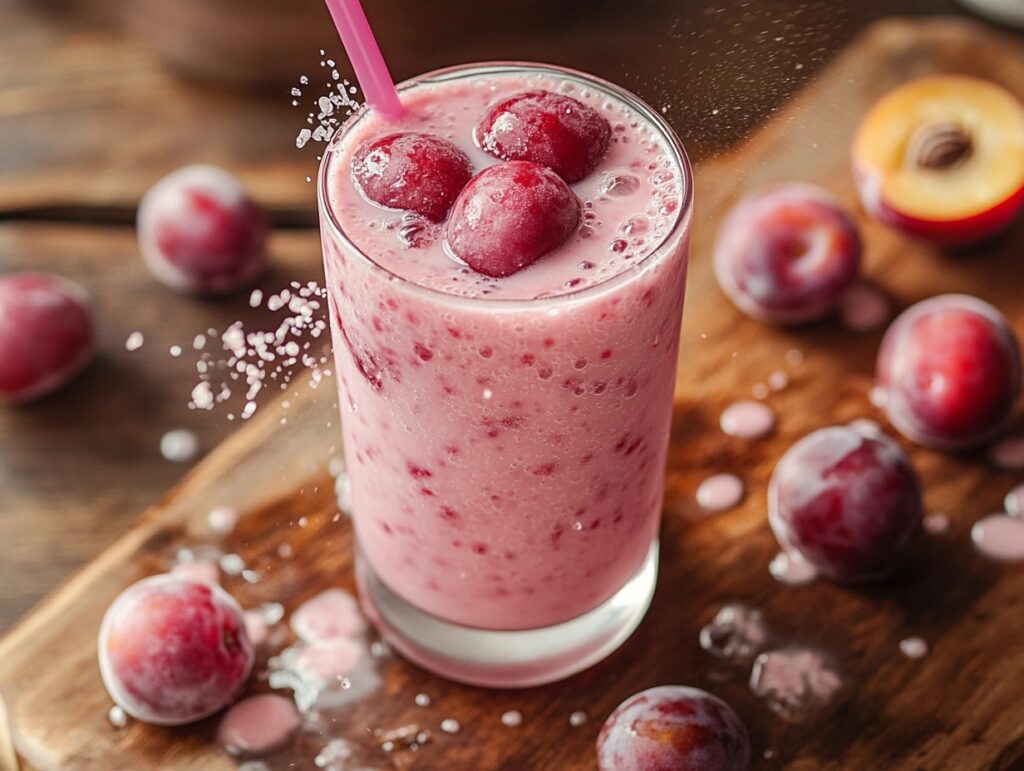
318,62,692,687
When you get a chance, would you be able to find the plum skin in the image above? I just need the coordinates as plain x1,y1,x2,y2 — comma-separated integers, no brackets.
0,272,95,403
596,685,750,771
98,574,254,726
768,425,923,583
876,294,1022,450
713,182,862,325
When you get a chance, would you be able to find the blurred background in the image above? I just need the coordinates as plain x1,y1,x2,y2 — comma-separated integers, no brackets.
0,0,1015,632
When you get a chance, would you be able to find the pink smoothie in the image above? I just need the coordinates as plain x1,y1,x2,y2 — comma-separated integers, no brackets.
320,63,690,630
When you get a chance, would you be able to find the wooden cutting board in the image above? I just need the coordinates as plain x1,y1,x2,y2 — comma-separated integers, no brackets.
2,17,1024,771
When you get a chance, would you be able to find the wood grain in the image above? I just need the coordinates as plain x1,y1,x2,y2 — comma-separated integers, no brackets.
2,16,1024,771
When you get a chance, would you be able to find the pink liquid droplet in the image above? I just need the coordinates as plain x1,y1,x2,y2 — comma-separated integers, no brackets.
291,588,365,642
972,514,1024,561
899,637,928,659
839,282,890,332
217,694,302,755
989,437,1024,471
923,513,950,535
768,551,818,586
720,400,776,439
1005,484,1024,517
695,473,745,512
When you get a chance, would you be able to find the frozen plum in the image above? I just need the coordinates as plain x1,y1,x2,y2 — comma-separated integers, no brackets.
446,161,580,277
351,132,473,222
768,425,923,583
475,90,611,183
0,272,94,403
597,685,750,771
713,183,862,324
876,294,1022,449
98,574,254,725
138,164,268,295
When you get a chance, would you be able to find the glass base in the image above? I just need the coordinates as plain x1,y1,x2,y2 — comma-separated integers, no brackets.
355,541,658,688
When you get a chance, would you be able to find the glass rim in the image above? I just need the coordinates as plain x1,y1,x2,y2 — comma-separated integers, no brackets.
318,61,693,311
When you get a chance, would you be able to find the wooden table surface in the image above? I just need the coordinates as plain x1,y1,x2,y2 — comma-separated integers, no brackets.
0,0,1006,637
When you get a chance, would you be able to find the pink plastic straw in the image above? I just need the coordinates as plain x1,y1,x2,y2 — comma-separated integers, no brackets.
324,0,405,119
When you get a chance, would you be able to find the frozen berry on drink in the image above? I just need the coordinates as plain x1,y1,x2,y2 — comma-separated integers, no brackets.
476,90,612,182
769,425,923,583
0,272,94,403
352,132,473,222
138,164,268,295
446,161,580,278
98,574,254,725
876,294,1021,449
713,183,861,325
596,685,750,771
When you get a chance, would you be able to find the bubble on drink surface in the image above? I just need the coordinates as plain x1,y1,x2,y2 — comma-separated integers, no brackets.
750,646,841,721
599,172,641,197
160,429,200,462
699,603,769,663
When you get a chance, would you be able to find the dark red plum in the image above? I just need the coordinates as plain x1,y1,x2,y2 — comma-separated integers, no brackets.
596,685,750,771
768,425,923,583
0,272,94,403
876,294,1021,450
98,574,254,725
137,164,267,295
713,183,861,325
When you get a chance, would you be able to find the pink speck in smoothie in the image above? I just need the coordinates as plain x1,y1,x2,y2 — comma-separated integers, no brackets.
899,637,929,659
695,473,745,512
1005,484,1024,517
720,400,776,439
217,694,302,755
839,281,891,332
972,514,1024,561
989,437,1024,471
290,589,365,642
750,647,841,721
768,551,818,586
